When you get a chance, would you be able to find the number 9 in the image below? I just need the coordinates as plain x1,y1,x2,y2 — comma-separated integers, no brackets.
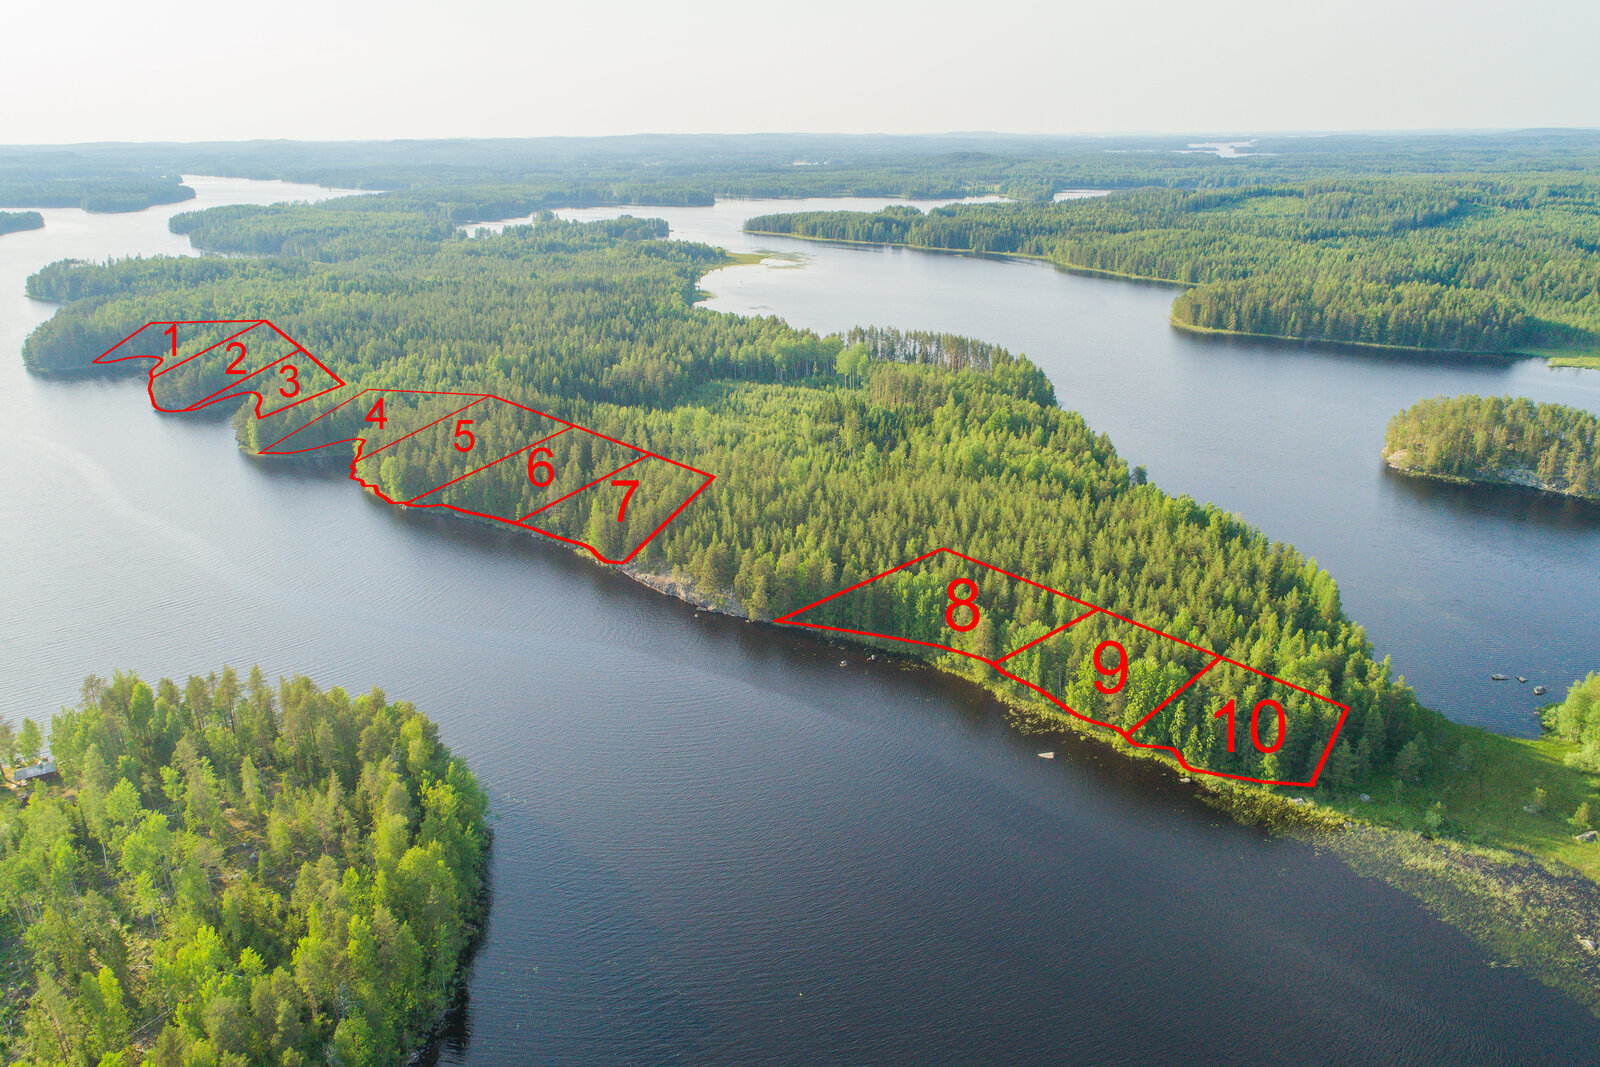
1093,640,1127,695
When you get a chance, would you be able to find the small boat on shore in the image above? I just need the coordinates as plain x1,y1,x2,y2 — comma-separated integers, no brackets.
1491,673,1509,681
1535,686,1548,696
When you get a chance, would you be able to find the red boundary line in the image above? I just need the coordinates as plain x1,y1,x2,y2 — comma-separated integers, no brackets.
519,454,648,521
993,608,1100,663
774,547,1351,788
409,426,575,504
94,321,714,564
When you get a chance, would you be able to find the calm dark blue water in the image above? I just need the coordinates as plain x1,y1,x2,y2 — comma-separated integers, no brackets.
4,181,1598,1065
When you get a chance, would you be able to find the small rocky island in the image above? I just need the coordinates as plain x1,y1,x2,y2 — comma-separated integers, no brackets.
1384,394,1599,501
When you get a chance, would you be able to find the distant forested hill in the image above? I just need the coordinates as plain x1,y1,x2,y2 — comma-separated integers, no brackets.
9,128,1600,211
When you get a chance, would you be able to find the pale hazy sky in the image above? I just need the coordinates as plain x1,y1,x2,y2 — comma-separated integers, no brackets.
5,0,1597,144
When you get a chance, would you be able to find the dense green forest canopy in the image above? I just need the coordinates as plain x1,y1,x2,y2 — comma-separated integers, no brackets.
748,176,1600,356
0,210,44,236
0,668,487,1066
1384,394,1600,498
25,189,1471,793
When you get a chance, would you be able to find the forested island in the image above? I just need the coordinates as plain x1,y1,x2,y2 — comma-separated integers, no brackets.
0,210,44,236
1384,395,1600,499
746,180,1600,361
0,669,488,1066
17,152,1600,1012
0,164,194,214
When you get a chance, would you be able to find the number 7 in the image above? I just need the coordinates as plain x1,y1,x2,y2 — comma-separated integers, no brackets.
611,479,639,521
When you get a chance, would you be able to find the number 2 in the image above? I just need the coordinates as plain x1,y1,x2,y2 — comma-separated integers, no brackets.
224,341,248,375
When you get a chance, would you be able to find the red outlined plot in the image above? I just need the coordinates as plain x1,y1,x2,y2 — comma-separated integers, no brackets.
93,319,714,564
256,388,481,458
519,451,715,565
94,320,259,374
98,319,346,417
774,548,1088,664
996,611,1219,737
351,395,572,504
777,548,1350,788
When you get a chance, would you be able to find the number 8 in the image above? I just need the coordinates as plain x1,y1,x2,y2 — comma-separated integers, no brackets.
945,579,980,632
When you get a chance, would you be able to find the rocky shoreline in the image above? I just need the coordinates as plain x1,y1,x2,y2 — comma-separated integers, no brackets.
1384,449,1599,502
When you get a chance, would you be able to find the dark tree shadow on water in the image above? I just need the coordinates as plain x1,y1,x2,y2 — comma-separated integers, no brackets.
411,854,491,1066
1381,462,1600,529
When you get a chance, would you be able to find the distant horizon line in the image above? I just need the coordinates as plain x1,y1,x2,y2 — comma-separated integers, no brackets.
7,127,1600,151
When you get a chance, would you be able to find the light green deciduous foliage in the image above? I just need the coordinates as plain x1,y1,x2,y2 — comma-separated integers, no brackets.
0,668,488,1066
1547,673,1600,769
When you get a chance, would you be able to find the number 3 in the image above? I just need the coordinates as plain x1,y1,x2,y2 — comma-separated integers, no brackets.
277,362,300,398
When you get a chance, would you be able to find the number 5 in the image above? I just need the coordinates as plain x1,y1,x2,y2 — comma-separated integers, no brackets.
453,419,475,452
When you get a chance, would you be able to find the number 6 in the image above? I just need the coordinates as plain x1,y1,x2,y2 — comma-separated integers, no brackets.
527,447,555,486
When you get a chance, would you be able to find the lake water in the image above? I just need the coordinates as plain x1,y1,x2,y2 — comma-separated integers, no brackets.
5,178,1599,1064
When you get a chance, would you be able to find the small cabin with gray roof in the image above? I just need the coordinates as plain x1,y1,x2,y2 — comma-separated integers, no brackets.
12,760,58,784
